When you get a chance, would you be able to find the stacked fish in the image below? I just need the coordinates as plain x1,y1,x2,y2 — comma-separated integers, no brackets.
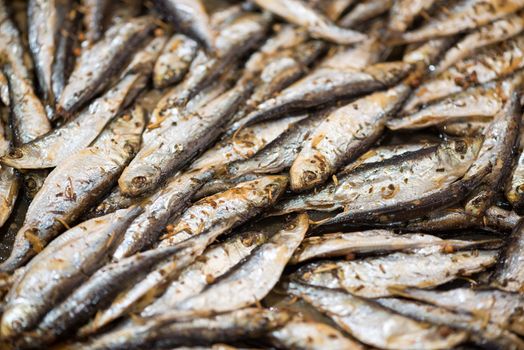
1,0,524,349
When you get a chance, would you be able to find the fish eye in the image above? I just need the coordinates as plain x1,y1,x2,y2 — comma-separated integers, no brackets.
454,140,468,154
131,176,148,188
8,149,23,159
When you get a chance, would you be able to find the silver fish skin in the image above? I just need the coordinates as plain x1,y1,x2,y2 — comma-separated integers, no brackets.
290,83,412,191
57,16,155,117
154,0,215,50
275,138,481,216
0,57,52,145
404,34,524,111
1,71,144,170
464,93,521,216
312,0,355,21
0,106,145,272
173,214,308,314
485,206,522,232
437,118,491,136
84,186,144,219
296,250,498,298
507,133,524,214
339,0,393,28
0,71,9,106
82,0,110,44
191,115,306,171
377,298,524,350
493,218,524,292
286,282,467,350
141,223,280,317
119,81,251,197
161,12,270,108
253,0,366,44
290,229,499,264
238,61,412,128
389,0,437,32
70,308,290,350
397,287,524,336
159,175,288,247
27,0,62,104
153,34,199,89
400,0,524,43
387,82,507,131
112,168,215,260
0,206,142,339
435,13,524,73
0,166,18,230
269,320,364,350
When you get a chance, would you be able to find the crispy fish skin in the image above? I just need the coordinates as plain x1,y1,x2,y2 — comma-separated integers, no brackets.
269,320,364,350
436,13,524,73
290,83,411,191
0,207,142,339
290,229,499,264
153,34,198,89
493,218,524,292
154,0,215,50
397,287,524,336
506,143,524,214
0,106,145,272
275,139,481,217
0,166,18,229
254,0,366,44
339,0,393,28
119,81,251,197
295,250,498,297
387,82,507,130
112,168,215,260
377,298,524,350
174,214,308,314
404,34,524,111
1,71,144,170
82,0,110,44
159,175,288,247
389,0,437,32
287,282,467,350
0,57,52,145
57,16,154,116
239,61,413,128
70,308,290,350
141,224,279,317
400,0,524,43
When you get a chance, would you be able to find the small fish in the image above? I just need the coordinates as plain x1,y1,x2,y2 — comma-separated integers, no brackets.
295,250,498,297
119,81,252,197
286,282,467,350
396,287,524,336
400,0,524,43
0,105,145,272
82,0,110,44
0,71,9,106
159,175,288,247
312,0,356,21
435,13,524,73
254,0,366,44
1,70,145,170
0,166,18,230
69,308,290,350
290,229,500,263
84,187,144,219
389,0,438,32
506,147,524,214
153,34,199,89
57,16,154,117
269,320,364,350
492,218,524,292
0,207,142,339
377,297,524,349
173,214,308,314
238,61,412,128
112,168,215,260
437,118,491,137
290,83,412,191
154,0,215,50
404,34,524,111
339,0,393,28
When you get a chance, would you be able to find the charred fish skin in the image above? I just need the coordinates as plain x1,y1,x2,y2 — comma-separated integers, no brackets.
57,16,155,117
290,82,412,192
153,34,199,89
0,106,145,272
254,0,366,45
493,218,524,293
0,206,142,339
81,0,110,44
286,282,467,350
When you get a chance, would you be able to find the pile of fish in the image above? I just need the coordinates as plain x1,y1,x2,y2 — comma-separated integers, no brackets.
1,0,524,349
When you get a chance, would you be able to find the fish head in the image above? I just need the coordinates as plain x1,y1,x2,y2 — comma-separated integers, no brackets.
1,303,33,339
